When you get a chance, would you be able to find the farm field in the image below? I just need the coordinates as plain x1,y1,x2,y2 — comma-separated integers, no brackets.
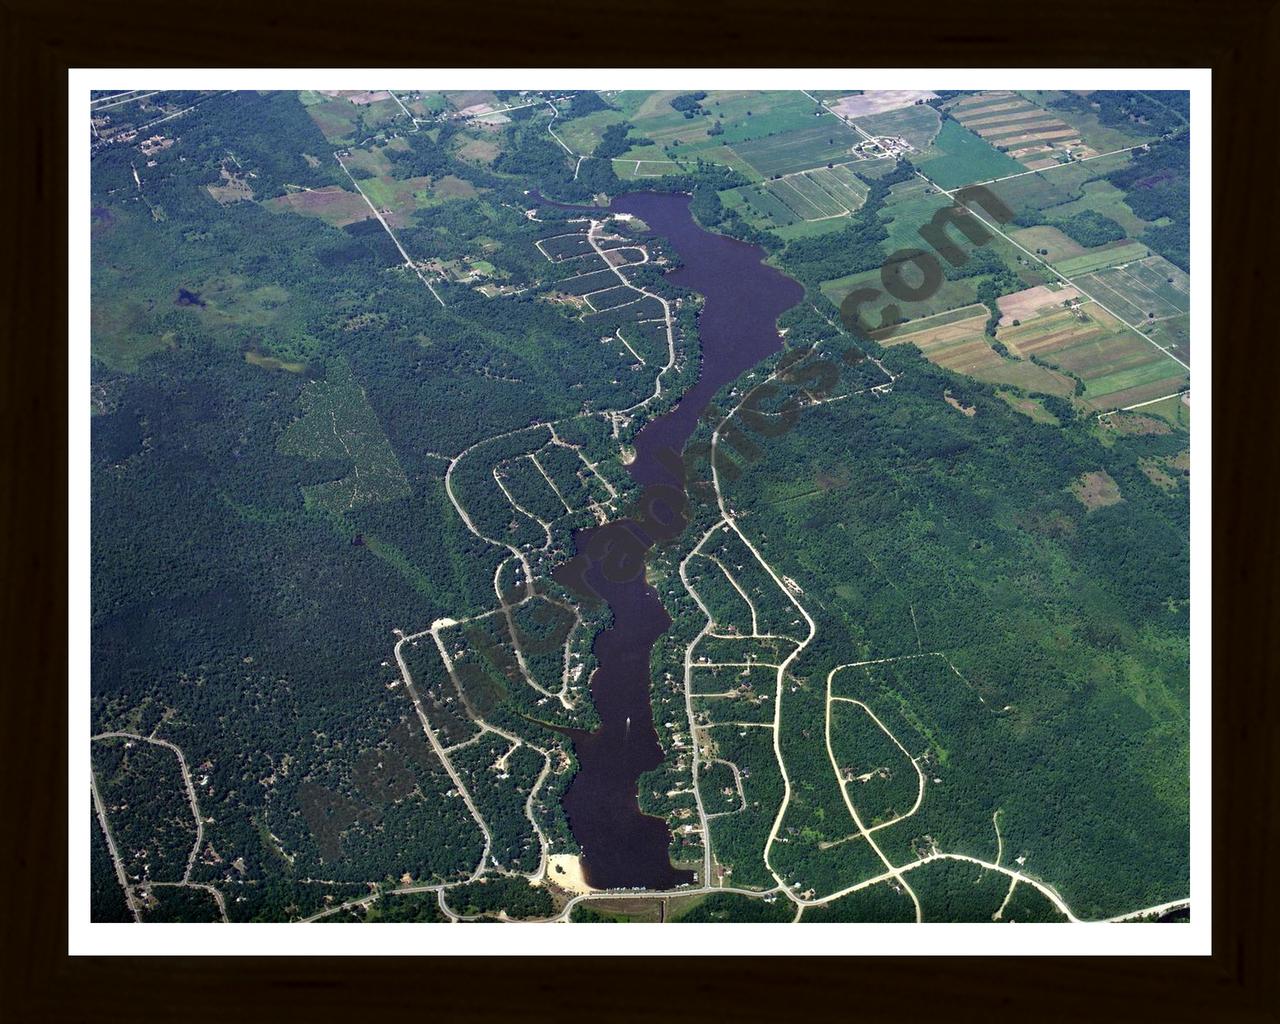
612,157,685,180
1009,224,1087,262
982,150,1137,213
339,136,411,177
1139,314,1192,365
1052,241,1151,277
871,280,1189,413
849,103,942,151
1018,90,1165,153
443,90,501,113
947,91,1086,168
1075,257,1190,326
723,162,869,230
820,269,983,325
882,310,1076,396
876,180,954,250
354,174,433,224
998,301,1188,409
730,123,862,178
303,93,406,144
996,283,1082,326
615,90,836,176
913,119,1027,188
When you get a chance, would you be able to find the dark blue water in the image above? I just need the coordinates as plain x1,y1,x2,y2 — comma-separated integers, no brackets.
553,192,803,889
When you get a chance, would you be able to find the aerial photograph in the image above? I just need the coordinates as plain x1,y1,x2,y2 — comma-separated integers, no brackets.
87,83,1194,930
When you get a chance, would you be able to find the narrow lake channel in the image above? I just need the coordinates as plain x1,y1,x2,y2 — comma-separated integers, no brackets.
553,191,803,889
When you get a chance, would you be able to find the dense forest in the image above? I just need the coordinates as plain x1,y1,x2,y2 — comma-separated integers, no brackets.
1106,133,1191,270
710,347,1189,916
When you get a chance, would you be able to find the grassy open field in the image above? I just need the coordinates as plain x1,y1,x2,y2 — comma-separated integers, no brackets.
304,98,361,143
1010,224,1087,261
1052,241,1151,277
996,389,1061,424
877,179,952,250
612,156,686,180
453,133,502,165
339,137,409,178
356,173,480,227
90,294,175,372
700,91,825,143
820,269,982,324
731,122,860,177
555,108,628,154
1139,391,1192,429
1139,314,1192,365
913,119,1026,189
263,186,373,228
304,94,406,145
617,90,830,173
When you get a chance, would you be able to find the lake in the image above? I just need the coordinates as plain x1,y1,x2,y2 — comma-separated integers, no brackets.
554,191,803,889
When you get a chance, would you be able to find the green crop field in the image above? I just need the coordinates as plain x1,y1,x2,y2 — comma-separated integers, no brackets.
820,163,871,205
999,303,1188,409
770,177,832,219
1076,263,1187,325
913,120,1026,188
731,123,860,177
1053,241,1151,276
820,267,981,324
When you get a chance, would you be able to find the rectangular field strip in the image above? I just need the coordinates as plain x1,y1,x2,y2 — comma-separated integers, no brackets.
767,179,826,220
785,173,846,217
800,168,861,212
